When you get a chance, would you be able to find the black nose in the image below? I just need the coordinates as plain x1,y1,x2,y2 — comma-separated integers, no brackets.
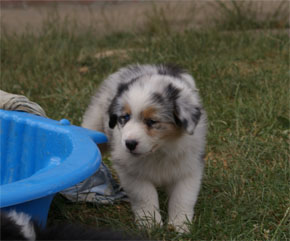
125,140,138,151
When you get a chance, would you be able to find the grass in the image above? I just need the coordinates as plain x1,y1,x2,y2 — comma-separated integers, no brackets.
213,0,289,30
1,2,289,240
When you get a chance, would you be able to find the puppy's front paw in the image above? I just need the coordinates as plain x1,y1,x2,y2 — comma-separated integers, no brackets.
168,221,190,233
135,211,163,229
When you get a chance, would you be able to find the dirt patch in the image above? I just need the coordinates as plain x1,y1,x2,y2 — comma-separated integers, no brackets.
1,1,288,35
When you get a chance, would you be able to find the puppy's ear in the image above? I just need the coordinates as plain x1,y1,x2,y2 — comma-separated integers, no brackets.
175,102,201,135
108,81,133,129
108,96,119,129
109,114,118,129
165,84,201,135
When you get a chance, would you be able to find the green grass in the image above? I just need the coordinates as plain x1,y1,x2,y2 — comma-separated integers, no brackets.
1,4,289,240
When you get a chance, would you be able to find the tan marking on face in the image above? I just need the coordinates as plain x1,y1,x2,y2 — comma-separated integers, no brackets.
146,122,183,140
142,106,159,137
142,106,183,140
141,106,157,120
142,106,158,137
124,103,131,115
159,123,183,140
146,127,158,137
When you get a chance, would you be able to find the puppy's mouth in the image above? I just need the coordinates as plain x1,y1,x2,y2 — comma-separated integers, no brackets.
127,144,159,157
128,150,142,156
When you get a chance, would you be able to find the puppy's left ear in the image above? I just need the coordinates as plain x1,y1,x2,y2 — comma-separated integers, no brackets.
174,93,202,135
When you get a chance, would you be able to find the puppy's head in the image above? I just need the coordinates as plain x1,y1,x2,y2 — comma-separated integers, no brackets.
108,74,201,155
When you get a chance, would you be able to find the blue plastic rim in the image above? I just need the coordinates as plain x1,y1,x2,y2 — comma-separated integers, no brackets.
0,110,107,226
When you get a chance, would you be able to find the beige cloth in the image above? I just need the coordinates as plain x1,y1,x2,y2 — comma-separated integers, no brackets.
0,90,46,117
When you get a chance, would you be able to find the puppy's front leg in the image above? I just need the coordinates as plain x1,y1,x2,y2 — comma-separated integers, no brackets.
122,178,162,228
168,176,202,233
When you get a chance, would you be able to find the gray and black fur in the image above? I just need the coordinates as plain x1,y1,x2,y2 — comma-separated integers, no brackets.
95,64,204,135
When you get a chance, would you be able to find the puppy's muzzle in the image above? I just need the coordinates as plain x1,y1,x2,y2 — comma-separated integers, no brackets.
125,140,138,151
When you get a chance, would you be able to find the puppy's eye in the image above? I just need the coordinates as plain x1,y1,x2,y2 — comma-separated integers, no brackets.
145,119,158,128
118,114,130,125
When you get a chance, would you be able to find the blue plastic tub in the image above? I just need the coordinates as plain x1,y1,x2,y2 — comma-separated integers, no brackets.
0,110,107,227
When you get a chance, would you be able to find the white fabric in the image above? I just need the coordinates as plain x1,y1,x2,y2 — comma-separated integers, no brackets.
0,90,46,117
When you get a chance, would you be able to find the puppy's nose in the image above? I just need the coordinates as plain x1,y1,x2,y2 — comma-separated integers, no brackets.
125,140,138,151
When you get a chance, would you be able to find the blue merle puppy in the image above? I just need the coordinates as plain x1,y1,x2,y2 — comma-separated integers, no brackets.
82,64,207,232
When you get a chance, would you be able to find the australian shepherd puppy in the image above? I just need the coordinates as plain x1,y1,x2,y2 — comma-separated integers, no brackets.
82,64,207,232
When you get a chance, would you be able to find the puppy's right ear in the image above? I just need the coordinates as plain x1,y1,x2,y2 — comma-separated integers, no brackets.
108,96,119,129
109,114,118,129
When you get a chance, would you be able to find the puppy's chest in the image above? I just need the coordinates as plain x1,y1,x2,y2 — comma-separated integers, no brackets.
134,155,187,186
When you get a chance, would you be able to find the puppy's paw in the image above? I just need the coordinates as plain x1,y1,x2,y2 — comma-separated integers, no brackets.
168,221,190,233
135,213,163,230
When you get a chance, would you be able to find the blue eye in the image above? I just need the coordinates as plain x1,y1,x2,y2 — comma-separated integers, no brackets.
118,114,130,125
124,114,130,121
145,119,157,128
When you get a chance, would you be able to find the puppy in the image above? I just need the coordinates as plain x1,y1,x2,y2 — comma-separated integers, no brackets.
82,64,207,232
